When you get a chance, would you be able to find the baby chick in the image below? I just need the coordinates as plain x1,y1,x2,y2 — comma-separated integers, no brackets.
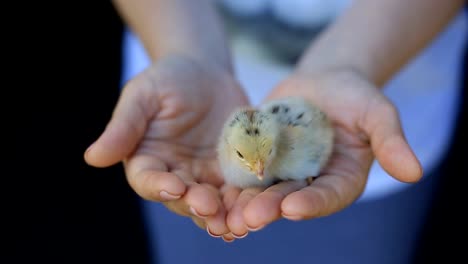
217,108,280,188
217,97,334,188
259,97,334,184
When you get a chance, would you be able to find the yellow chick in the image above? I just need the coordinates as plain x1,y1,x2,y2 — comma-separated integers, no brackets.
259,97,334,184
217,108,280,188
217,97,334,188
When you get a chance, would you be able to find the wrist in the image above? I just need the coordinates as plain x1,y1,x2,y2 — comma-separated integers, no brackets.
294,39,384,88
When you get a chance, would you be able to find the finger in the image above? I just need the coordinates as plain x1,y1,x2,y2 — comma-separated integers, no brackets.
281,171,366,220
200,184,230,237
165,183,221,218
243,180,307,230
226,187,263,237
361,99,423,182
205,207,230,237
84,73,158,167
124,154,186,202
191,216,234,242
222,233,235,243
221,185,242,211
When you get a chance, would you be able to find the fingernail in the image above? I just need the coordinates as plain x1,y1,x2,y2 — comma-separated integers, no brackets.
206,226,222,238
159,191,181,200
189,206,208,218
246,225,265,232
222,233,235,243
232,232,248,239
282,213,303,221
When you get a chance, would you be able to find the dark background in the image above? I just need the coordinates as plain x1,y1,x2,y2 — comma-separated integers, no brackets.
10,2,151,264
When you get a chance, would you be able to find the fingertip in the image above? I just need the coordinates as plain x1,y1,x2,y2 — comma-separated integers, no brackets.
185,184,220,217
244,181,306,227
243,194,276,228
133,171,186,202
366,100,424,183
83,140,115,168
222,233,236,243
378,136,424,183
83,126,128,168
205,208,230,237
226,188,262,235
281,190,321,220
281,192,306,218
159,173,187,196
402,156,423,183
226,207,247,237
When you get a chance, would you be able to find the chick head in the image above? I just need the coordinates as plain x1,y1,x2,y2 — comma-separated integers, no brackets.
223,108,279,181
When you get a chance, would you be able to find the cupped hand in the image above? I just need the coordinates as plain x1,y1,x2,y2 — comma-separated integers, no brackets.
224,69,423,235
84,55,249,238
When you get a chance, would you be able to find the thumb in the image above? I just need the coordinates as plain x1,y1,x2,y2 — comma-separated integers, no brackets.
84,77,157,167
362,99,423,183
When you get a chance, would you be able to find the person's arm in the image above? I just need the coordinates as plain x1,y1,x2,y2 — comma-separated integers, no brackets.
112,0,232,72
297,0,465,87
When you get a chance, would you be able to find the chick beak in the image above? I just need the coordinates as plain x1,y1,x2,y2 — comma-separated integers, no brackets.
255,161,264,181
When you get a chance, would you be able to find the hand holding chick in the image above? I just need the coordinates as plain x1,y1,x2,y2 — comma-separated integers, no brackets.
219,71,423,239
217,96,334,188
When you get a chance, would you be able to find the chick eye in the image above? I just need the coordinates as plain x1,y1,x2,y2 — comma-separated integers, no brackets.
236,151,244,159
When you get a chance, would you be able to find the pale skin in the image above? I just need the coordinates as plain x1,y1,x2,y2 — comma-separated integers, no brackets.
85,0,465,241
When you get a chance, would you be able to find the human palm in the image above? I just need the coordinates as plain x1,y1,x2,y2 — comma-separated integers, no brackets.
85,56,249,236
223,69,423,237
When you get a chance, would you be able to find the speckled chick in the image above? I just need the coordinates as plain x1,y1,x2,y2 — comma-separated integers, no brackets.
217,108,280,188
217,97,334,188
259,96,334,184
